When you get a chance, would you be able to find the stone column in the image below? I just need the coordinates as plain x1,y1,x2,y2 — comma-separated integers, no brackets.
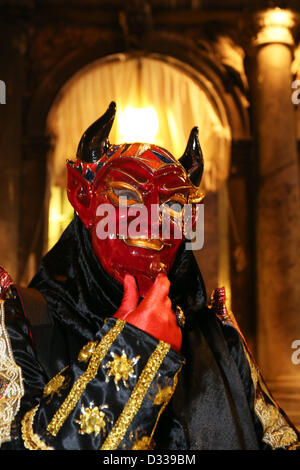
248,9,300,428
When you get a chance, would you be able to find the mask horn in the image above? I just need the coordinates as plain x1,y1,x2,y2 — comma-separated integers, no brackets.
76,101,116,163
179,127,204,187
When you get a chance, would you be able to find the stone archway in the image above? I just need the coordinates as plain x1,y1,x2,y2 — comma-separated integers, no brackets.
20,32,252,335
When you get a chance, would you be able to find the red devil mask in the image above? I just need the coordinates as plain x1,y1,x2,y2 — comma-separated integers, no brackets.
67,102,204,297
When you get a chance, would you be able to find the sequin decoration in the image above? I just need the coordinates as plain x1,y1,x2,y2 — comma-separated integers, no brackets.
75,402,111,437
78,341,98,362
47,319,125,437
103,350,140,391
152,383,174,406
100,341,170,450
0,268,13,300
43,366,70,404
131,435,154,450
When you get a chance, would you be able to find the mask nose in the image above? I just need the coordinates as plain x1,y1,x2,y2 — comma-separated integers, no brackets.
144,188,161,239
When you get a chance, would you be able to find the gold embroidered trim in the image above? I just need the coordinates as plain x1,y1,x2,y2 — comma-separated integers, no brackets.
21,405,54,450
100,341,170,450
47,319,125,437
244,347,298,449
210,289,299,450
148,362,184,447
255,396,298,449
131,435,155,450
0,300,24,446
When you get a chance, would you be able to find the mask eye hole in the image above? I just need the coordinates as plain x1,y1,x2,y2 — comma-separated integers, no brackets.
112,188,141,205
161,197,185,219
106,182,143,206
164,200,183,213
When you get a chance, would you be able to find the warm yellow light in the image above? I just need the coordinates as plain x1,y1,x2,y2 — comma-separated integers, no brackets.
255,8,295,45
118,106,159,143
48,186,73,250
264,7,293,28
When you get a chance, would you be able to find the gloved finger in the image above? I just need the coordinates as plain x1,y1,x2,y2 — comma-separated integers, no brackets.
114,274,139,318
142,273,170,304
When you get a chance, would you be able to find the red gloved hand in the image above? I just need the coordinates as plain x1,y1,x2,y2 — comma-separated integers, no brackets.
114,273,182,352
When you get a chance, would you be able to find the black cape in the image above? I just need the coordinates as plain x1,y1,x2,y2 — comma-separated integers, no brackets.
3,215,295,450
26,215,262,449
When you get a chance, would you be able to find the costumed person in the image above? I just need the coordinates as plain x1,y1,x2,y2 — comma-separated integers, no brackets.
0,102,299,450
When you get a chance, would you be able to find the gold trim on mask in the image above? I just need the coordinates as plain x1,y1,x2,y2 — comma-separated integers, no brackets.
161,195,186,220
188,190,205,204
161,184,192,192
109,169,149,186
123,237,171,251
106,180,144,206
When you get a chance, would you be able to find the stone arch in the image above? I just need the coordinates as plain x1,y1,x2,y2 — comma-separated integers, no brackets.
25,32,250,140
20,31,251,295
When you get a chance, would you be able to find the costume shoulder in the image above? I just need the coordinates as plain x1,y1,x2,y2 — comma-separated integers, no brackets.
17,317,184,450
210,287,300,451
0,268,184,450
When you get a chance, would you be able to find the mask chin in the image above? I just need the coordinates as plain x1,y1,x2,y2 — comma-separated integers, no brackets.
125,262,168,298
91,230,181,298
134,274,157,298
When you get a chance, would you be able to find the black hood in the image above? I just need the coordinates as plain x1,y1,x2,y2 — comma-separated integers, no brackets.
29,214,207,340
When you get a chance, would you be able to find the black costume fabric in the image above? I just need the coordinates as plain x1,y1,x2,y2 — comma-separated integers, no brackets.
2,215,299,450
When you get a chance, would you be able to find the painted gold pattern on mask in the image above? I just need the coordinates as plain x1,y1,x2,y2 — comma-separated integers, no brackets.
21,405,54,450
187,188,205,204
123,237,168,252
100,341,170,450
103,350,140,391
109,169,149,186
47,319,125,437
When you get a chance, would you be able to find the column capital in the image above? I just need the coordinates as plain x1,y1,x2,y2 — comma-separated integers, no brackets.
252,7,297,48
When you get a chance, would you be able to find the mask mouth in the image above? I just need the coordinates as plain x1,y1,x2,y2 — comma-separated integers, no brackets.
122,237,172,251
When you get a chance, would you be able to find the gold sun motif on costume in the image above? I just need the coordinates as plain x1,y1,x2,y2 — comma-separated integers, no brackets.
103,350,140,390
75,403,110,437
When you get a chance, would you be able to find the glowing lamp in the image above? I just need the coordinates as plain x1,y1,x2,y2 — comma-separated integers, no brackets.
118,106,159,143
255,8,295,46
